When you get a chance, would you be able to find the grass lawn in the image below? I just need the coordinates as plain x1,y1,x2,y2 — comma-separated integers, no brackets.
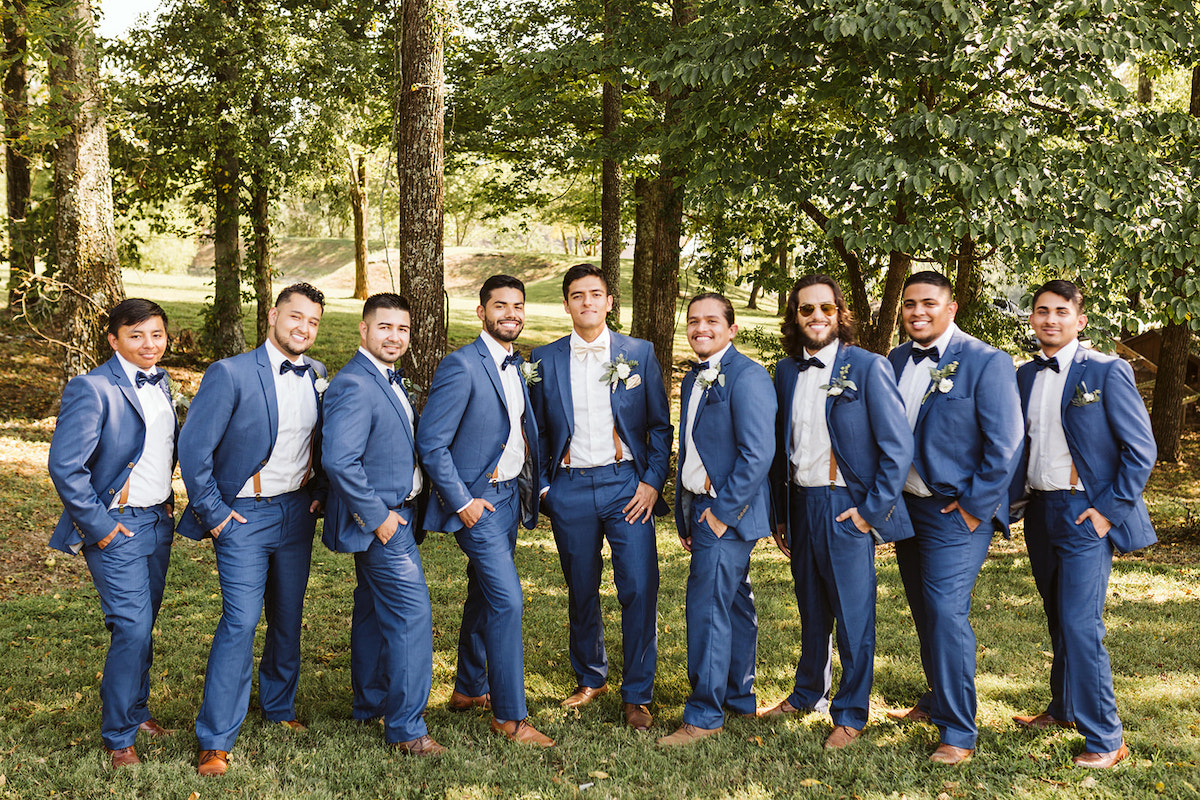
1,257,1199,799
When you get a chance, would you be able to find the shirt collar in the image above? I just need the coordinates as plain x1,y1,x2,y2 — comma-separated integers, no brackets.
479,330,515,367
358,346,399,381
1040,338,1079,368
265,337,307,370
569,327,610,356
699,342,733,371
807,340,840,369
916,322,958,360
114,352,160,387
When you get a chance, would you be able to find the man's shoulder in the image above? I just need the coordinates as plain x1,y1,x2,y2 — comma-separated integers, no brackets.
951,329,1005,361
531,335,569,361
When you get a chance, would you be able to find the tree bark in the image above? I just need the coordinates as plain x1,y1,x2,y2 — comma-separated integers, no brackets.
952,233,982,308
208,50,246,358
4,0,35,310
348,149,369,300
49,0,123,380
747,279,760,310
250,178,272,346
776,241,788,315
600,0,622,328
631,176,673,387
396,0,448,405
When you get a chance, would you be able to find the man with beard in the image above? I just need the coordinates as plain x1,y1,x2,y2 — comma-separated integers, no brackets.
179,283,328,777
760,275,913,749
416,274,551,747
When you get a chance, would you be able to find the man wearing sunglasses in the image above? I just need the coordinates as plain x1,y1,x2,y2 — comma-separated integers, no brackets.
761,275,913,749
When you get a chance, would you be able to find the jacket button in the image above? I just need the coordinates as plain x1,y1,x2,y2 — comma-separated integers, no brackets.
261,459,269,465
127,462,135,468
108,489,115,495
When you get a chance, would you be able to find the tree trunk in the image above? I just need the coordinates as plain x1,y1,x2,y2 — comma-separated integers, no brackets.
48,0,123,381
601,18,622,328
205,36,246,358
747,279,760,310
952,233,982,308
4,0,35,310
1137,62,1153,105
250,178,272,346
396,0,448,405
631,176,673,387
776,241,788,315
348,149,369,300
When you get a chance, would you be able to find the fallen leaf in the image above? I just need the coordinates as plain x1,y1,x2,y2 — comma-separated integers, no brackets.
799,778,822,787
588,771,609,780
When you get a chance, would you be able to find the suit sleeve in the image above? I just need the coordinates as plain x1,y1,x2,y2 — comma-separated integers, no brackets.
958,349,1023,525
528,359,552,493
321,374,390,533
858,357,914,529
415,354,475,514
711,365,777,529
178,361,238,531
1092,359,1156,526
769,361,792,530
48,378,115,544
308,360,330,504
640,348,673,493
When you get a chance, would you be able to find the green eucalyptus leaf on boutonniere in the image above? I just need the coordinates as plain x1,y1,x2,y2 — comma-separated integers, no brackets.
922,360,959,404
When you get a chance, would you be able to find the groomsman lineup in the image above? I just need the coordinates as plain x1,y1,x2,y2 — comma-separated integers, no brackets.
47,268,1156,774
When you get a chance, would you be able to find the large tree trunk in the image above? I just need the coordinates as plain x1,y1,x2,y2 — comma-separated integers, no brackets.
396,0,447,405
4,0,35,311
348,149,369,300
631,176,673,387
776,241,788,315
600,0,622,328
49,0,122,380
206,45,246,358
250,178,272,345
952,233,983,308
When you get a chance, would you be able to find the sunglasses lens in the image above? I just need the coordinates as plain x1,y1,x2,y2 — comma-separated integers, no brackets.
798,303,837,317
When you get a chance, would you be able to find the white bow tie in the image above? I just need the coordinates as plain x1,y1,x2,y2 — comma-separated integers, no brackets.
573,341,607,361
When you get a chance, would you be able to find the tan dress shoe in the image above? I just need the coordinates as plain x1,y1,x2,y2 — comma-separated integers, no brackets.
759,699,805,718
655,723,722,747
490,718,555,747
1072,743,1128,768
107,746,140,768
929,743,974,765
824,725,862,749
393,734,447,756
886,706,931,723
278,719,308,732
449,690,491,712
138,718,173,737
561,684,609,708
1013,712,1074,730
198,749,229,777
624,703,653,731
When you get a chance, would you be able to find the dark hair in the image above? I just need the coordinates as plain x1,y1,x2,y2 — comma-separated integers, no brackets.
686,292,735,326
902,270,954,295
780,274,856,355
561,263,608,300
276,282,325,308
480,274,525,305
363,292,411,319
1031,279,1084,313
106,298,168,336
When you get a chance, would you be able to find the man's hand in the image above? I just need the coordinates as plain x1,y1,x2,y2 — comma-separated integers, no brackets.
309,500,324,515
941,500,981,533
622,482,659,524
700,507,728,538
836,507,872,534
772,523,791,559
97,522,134,550
1076,507,1113,537
458,498,495,529
210,510,248,538
375,509,407,545
678,533,692,553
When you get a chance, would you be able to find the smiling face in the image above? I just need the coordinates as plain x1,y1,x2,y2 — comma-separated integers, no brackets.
268,294,323,358
360,307,411,366
564,275,613,341
901,282,957,347
794,283,839,353
108,316,168,371
1030,290,1086,356
477,286,525,344
686,297,737,359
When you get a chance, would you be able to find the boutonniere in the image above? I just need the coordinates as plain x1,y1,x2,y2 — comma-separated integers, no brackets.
820,364,858,398
921,360,958,404
401,377,422,396
520,360,542,387
696,362,725,391
313,377,330,397
600,355,640,393
167,376,191,413
1071,381,1101,407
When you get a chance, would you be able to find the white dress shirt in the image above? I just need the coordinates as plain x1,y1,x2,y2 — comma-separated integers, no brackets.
899,323,959,496
237,339,319,498
479,331,526,482
789,341,846,487
111,353,174,509
1027,339,1085,493
681,343,731,497
359,347,423,500
566,328,631,468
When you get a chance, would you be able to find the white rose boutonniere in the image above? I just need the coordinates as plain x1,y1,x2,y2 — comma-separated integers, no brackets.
1071,381,1102,407
167,376,191,412
520,360,542,387
820,364,858,398
600,355,640,393
696,362,725,390
401,377,422,396
314,377,330,397
921,361,959,404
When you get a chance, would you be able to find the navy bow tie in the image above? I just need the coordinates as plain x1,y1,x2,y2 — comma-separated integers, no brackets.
1032,354,1060,373
387,367,404,385
911,346,940,363
794,355,825,372
135,371,165,388
501,352,521,371
279,361,311,377
688,360,710,374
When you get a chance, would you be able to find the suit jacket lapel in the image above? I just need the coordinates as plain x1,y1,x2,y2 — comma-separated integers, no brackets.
359,352,414,448
554,339,574,436
824,342,847,449
1061,347,1087,417
1017,363,1037,416
889,343,910,380
914,333,961,432
475,336,508,409
608,333,627,426
106,356,147,423
256,345,280,444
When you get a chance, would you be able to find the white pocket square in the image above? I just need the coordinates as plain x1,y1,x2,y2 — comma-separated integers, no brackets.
625,374,642,390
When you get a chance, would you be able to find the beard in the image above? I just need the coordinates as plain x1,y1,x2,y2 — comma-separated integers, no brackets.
799,323,837,352
485,316,523,343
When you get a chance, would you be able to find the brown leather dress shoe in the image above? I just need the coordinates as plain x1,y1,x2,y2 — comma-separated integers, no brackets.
449,690,491,712
138,718,173,737
107,746,140,768
655,723,722,747
278,719,308,732
393,734,447,756
197,749,229,777
929,743,974,765
490,718,555,747
824,725,862,749
561,684,609,708
624,702,653,731
886,705,931,723
1013,712,1074,730
760,699,805,718
1072,743,1128,768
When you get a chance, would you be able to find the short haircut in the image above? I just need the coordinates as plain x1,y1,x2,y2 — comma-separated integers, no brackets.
902,270,954,296
780,274,856,355
1031,279,1084,313
687,292,735,326
276,282,325,309
106,298,168,336
561,263,608,300
480,274,525,305
363,292,411,319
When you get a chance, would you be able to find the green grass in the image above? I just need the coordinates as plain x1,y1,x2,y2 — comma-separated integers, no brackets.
2,256,1199,799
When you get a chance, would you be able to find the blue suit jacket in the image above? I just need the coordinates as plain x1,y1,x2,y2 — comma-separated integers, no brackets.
321,351,428,553
416,336,541,534
48,355,179,554
1011,347,1157,554
530,331,673,516
674,346,776,541
888,329,1023,534
177,344,327,540
772,343,914,544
